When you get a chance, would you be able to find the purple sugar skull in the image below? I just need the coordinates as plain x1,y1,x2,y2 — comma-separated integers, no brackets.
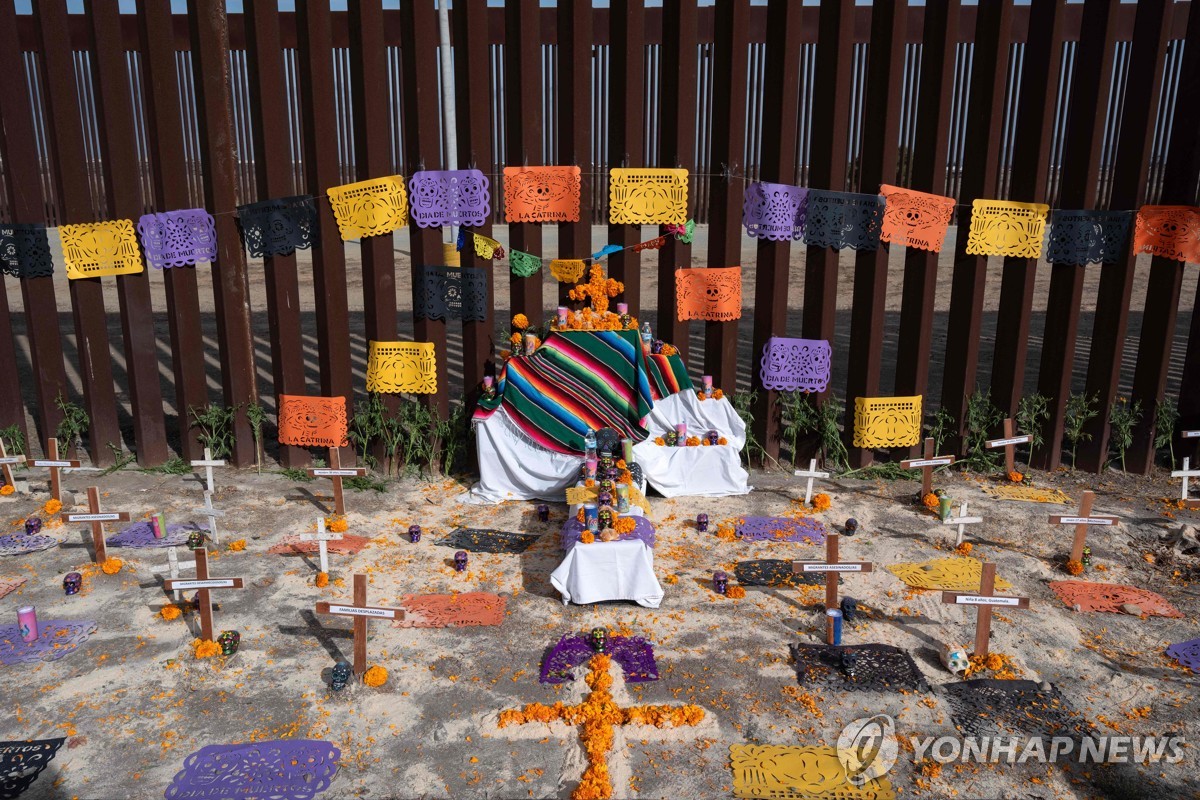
409,525,421,543
24,517,42,536
844,518,859,536
651,339,664,355
598,491,613,507
454,551,468,572
63,572,82,596
706,430,719,445
696,513,709,533
713,571,728,594
537,504,550,522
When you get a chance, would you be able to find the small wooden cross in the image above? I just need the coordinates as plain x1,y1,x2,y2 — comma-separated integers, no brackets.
793,458,830,505
1170,456,1200,509
305,448,366,516
62,487,131,564
1049,490,1119,563
941,562,1030,657
194,491,225,544
25,438,80,503
162,548,244,642
0,440,23,492
792,533,873,645
299,517,343,574
942,500,983,546
189,447,226,494
151,547,198,603
314,573,406,677
985,419,1032,475
900,437,956,498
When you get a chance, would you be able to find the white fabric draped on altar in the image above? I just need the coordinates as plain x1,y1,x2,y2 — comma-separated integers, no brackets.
549,538,664,608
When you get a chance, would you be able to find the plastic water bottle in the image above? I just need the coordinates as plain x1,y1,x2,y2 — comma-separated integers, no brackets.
640,321,652,344
584,429,597,458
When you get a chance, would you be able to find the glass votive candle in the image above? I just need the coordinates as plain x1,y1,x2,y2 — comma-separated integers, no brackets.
702,375,713,394
616,303,628,315
557,306,569,327
584,503,599,533
616,485,630,512
675,423,687,444
18,606,38,642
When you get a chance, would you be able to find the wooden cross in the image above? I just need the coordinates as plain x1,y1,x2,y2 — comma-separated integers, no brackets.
941,562,1030,657
189,447,226,494
792,533,873,645
305,448,366,517
1170,456,1200,509
793,458,830,505
162,548,244,642
0,440,23,492
62,487,131,564
151,547,197,603
299,517,343,574
25,438,80,503
900,437,956,498
942,500,983,546
314,573,405,678
194,491,225,544
1049,490,1119,563
985,419,1032,475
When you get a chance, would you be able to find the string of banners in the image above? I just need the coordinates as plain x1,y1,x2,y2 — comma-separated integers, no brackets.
1,167,1197,281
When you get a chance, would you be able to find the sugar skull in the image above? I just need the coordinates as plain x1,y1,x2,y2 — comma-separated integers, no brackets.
589,627,608,653
537,504,550,523
217,630,240,656
24,517,42,536
454,551,469,572
408,525,422,543
187,530,205,551
712,571,728,594
706,430,719,446
63,572,82,596
331,660,352,691
844,518,859,536
598,507,615,530
696,513,709,533
941,643,970,677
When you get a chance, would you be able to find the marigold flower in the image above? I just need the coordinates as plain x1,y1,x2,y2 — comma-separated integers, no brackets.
1007,470,1023,483
43,499,62,515
1065,559,1084,576
717,437,728,446
660,344,677,356
580,531,595,544
811,493,832,513
192,639,221,659
712,389,724,400
696,391,707,401
315,572,329,588
922,492,939,510
955,542,973,557
0,485,13,496
685,436,701,447
326,517,349,533
227,539,246,552
363,665,388,687
101,557,123,575
612,517,636,534
725,585,746,599
616,459,627,470
716,525,736,542
654,437,665,446
511,314,529,330
510,332,523,345
500,349,512,360
160,605,182,621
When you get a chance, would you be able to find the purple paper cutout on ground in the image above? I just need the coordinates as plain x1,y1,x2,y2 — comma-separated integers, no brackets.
540,633,659,684
137,209,218,269
408,170,491,228
559,516,656,551
0,533,58,558
760,336,831,392
736,516,827,544
743,182,807,241
164,739,342,800
106,521,208,549
1165,639,1200,672
0,621,97,665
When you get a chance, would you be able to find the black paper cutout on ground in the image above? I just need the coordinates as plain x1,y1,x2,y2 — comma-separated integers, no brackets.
789,643,930,693
435,528,540,554
735,559,838,588
943,679,1081,738
1,737,65,799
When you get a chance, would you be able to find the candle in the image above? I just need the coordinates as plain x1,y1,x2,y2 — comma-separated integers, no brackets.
524,332,538,355
827,609,843,645
584,503,599,533
616,303,629,315
557,306,569,326
17,606,37,643
675,422,687,444
616,485,630,512
483,375,494,388
702,375,713,394
585,457,598,479
150,512,164,539
621,437,633,463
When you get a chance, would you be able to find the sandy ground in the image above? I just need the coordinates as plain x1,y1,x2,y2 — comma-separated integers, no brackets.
1,458,1198,799
3,224,1196,457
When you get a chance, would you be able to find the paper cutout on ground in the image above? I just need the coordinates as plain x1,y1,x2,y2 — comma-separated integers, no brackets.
560,516,655,551
608,168,689,224
509,249,542,278
326,176,409,240
675,267,741,322
107,521,207,549
1048,581,1182,618
1132,205,1200,264
981,484,1072,504
415,265,489,322
267,534,371,556
734,559,830,588
236,195,319,257
409,170,491,228
435,528,540,554
803,189,886,251
59,219,144,279
0,577,26,601
0,533,59,557
790,643,930,693
1044,209,1131,265
1165,638,1200,672
366,341,437,394
729,745,896,800
0,737,65,798
852,396,922,448
137,209,218,269
964,199,1050,258
277,395,349,449
503,166,582,223
0,224,54,279
944,679,1077,738
550,259,587,283
879,184,956,252
540,633,658,684
164,740,341,800
742,182,807,241
760,337,831,393
0,620,97,665
736,516,826,544
392,592,507,628
886,556,1013,591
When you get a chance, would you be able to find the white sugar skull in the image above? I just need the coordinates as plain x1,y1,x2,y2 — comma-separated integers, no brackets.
941,643,970,676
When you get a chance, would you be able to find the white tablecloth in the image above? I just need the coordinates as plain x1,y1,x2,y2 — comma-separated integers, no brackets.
644,392,747,450
632,439,751,497
463,408,584,504
550,538,663,608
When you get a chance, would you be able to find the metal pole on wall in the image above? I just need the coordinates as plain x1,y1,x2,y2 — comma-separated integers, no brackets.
438,0,458,173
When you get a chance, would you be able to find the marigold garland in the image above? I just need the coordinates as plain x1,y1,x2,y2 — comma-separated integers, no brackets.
192,639,221,659
363,665,388,687
100,557,123,575
811,493,832,513
227,539,246,552
567,264,624,316
43,499,63,515
0,485,13,496
160,605,182,621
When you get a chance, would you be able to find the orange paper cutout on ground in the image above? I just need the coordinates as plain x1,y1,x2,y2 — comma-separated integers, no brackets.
1132,205,1200,264
392,592,507,628
267,534,372,556
675,267,742,322
277,395,349,449
503,166,582,223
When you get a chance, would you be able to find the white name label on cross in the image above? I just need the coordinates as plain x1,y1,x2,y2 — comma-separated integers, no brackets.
1049,490,1118,564
985,435,1033,448
323,604,399,619
1052,516,1116,526
797,563,868,573
169,578,240,590
953,595,1026,607
940,562,1030,656
310,468,362,477
31,460,75,468
314,574,406,677
793,459,830,505
0,456,22,465
64,513,124,523
305,448,365,517
900,438,956,497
